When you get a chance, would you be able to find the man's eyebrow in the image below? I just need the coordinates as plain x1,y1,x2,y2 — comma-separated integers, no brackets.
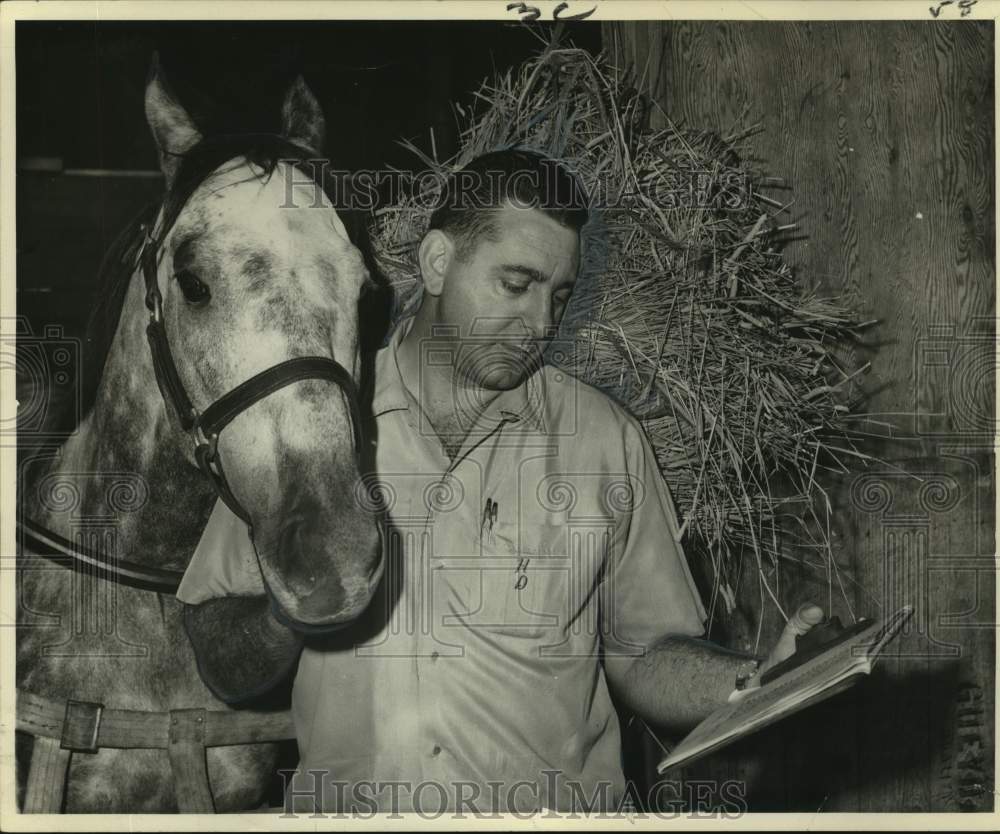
497,264,549,283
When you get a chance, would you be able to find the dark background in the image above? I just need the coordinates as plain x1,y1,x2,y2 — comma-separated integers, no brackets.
15,20,601,339
17,20,602,170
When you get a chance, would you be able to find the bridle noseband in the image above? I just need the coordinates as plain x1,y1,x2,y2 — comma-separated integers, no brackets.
139,135,365,526
18,135,369,594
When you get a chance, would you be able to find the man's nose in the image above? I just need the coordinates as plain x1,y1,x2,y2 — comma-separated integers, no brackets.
528,295,554,339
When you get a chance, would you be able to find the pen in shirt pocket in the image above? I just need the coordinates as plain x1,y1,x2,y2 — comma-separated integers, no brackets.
481,498,499,544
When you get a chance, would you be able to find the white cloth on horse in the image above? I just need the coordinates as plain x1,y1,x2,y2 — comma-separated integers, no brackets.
177,497,265,602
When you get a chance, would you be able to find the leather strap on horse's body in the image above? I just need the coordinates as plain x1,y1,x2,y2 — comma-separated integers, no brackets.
19,515,185,594
17,689,295,813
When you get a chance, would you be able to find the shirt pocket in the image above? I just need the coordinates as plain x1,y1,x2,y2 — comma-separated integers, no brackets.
477,521,573,641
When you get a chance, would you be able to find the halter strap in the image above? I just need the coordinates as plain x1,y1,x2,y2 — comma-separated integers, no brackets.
198,356,362,452
20,135,371,599
19,515,184,594
136,135,367,525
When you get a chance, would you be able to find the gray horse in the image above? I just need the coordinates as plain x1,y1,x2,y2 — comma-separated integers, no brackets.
16,59,381,812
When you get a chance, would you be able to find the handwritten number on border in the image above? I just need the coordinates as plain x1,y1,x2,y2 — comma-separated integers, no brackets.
507,2,598,23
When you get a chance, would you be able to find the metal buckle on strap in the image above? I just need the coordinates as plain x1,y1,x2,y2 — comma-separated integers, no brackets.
193,425,219,465
147,289,164,325
60,700,104,753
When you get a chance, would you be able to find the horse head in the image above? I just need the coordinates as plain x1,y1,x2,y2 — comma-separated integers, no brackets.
143,59,382,628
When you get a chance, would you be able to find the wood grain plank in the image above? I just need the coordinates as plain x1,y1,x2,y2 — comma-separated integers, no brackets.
604,19,994,812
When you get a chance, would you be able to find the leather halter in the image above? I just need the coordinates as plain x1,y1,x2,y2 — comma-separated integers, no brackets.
19,513,185,593
19,136,368,593
139,136,365,526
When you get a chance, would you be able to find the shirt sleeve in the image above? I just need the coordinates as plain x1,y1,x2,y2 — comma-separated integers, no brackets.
175,498,267,605
600,413,708,656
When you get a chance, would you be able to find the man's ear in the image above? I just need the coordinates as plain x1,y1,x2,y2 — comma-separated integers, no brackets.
417,230,455,297
144,52,201,187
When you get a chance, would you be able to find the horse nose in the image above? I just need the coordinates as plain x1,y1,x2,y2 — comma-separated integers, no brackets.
275,521,380,628
261,493,382,629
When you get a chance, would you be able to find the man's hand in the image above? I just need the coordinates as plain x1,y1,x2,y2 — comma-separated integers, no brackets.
605,602,828,729
752,602,826,688
184,595,304,704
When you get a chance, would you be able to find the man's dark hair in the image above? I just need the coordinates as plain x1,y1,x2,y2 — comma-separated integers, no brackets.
427,148,590,260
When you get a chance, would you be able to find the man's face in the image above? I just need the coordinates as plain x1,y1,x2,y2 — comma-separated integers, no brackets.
431,204,580,392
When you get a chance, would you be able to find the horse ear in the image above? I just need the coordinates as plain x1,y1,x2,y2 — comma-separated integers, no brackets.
144,52,201,186
281,76,326,154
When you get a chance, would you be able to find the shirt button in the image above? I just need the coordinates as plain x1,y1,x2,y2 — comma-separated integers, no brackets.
431,744,442,757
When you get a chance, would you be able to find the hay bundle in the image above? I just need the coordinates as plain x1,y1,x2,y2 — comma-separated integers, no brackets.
370,44,872,620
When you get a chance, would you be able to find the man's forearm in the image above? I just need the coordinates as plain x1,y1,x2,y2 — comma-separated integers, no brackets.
607,636,760,732
184,595,304,704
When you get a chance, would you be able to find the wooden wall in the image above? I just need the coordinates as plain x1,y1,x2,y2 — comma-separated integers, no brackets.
605,21,995,813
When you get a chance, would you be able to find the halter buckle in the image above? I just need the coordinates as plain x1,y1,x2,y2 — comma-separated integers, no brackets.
147,291,164,325
193,425,219,464
61,700,104,754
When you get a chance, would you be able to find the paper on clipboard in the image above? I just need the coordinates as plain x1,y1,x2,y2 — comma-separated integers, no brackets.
657,606,915,774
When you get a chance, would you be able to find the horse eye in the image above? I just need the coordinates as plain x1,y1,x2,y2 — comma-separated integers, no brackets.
175,270,211,305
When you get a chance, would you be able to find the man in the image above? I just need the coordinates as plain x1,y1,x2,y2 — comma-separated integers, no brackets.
179,149,823,814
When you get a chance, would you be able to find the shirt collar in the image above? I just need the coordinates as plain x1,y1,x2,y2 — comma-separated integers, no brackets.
372,316,548,434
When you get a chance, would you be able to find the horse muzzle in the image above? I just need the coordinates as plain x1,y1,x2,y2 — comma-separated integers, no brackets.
260,514,383,633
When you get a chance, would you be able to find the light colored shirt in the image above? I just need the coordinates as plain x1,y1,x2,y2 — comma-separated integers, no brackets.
177,317,707,813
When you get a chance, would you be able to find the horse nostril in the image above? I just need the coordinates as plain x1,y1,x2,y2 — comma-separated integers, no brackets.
265,499,382,624
275,519,322,599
